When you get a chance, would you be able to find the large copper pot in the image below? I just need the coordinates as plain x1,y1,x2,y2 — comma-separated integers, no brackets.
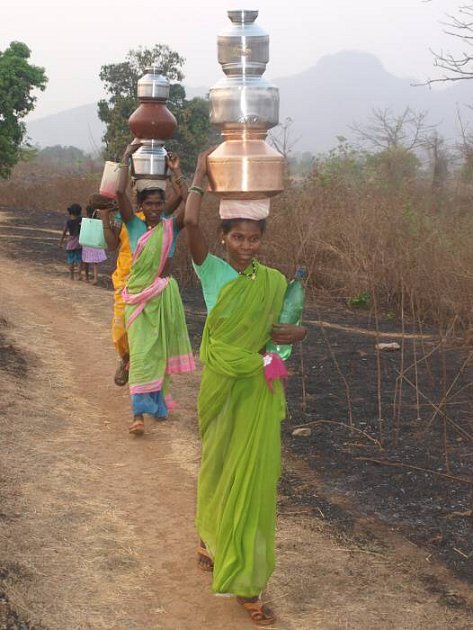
207,131,284,199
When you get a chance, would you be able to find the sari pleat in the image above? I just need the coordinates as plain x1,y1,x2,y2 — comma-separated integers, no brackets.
196,262,287,597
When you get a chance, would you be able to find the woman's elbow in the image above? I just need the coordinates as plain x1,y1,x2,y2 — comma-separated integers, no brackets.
183,216,199,228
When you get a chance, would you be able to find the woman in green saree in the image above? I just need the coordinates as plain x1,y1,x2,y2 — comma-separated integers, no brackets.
184,149,307,626
116,149,195,435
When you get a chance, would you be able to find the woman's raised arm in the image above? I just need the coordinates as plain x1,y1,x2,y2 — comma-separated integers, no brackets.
184,148,215,265
166,152,188,228
115,140,142,224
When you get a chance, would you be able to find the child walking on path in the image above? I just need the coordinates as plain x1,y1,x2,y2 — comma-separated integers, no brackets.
81,205,107,285
59,203,83,280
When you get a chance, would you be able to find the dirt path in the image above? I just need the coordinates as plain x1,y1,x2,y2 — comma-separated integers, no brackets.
0,215,472,629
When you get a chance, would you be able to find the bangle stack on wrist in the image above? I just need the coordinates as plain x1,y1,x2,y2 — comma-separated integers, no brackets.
189,185,204,196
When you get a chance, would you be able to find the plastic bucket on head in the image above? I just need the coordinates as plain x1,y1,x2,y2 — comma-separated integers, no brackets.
99,161,123,199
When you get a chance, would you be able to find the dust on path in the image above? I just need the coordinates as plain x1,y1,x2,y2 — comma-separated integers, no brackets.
0,229,472,629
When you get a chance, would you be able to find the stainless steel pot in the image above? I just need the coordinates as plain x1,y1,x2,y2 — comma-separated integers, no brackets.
137,67,170,101
218,10,269,76
131,140,169,179
209,76,279,129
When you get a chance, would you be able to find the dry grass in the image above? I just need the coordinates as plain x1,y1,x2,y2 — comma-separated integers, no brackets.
0,161,102,213
174,171,473,337
265,177,473,333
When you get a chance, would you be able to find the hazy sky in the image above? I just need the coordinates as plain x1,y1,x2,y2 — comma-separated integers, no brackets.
0,0,462,120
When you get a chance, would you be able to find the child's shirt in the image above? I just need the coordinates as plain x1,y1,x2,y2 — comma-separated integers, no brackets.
66,217,82,250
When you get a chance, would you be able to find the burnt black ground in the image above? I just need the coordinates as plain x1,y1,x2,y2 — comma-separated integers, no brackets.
1,205,472,591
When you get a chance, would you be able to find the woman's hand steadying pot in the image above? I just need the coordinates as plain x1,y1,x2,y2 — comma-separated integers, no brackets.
167,152,180,173
270,323,307,345
122,138,142,163
195,146,218,179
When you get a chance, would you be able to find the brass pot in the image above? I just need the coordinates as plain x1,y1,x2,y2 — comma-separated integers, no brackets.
207,131,284,199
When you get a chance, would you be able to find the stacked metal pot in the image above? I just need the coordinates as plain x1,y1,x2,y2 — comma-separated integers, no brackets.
128,67,177,184
207,10,284,199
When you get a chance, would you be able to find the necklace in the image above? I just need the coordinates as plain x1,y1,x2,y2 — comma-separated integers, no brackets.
238,259,257,281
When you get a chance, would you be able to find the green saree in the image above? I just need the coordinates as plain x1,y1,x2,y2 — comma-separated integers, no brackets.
196,260,287,597
123,219,195,408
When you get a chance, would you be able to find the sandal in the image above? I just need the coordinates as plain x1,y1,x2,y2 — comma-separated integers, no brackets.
128,418,145,436
237,598,276,626
197,545,214,572
114,358,129,386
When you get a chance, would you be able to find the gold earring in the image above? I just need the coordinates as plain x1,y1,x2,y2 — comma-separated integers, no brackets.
221,240,225,245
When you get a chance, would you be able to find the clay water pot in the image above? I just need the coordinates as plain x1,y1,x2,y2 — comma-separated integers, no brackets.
128,103,177,140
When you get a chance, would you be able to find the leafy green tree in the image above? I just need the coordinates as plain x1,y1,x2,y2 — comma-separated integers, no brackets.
0,42,47,178
98,45,216,172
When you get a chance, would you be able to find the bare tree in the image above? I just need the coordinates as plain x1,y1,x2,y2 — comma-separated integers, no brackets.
424,131,450,190
455,109,473,180
350,107,433,152
429,4,473,84
268,117,300,159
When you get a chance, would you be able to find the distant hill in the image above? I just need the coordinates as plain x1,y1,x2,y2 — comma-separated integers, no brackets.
27,103,105,154
26,51,473,154
275,51,473,152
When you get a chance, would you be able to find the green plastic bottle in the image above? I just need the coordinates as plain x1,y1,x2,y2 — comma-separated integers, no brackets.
266,266,306,361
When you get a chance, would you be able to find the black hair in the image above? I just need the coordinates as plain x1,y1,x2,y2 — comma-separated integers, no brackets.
67,203,82,217
136,188,165,206
220,218,266,235
85,205,95,218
